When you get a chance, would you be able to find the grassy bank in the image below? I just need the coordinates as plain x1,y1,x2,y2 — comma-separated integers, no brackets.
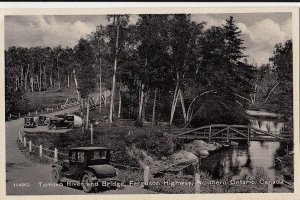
24,87,77,112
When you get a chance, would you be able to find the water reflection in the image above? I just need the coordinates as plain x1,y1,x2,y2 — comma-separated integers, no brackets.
250,118,283,134
200,141,280,180
199,117,284,180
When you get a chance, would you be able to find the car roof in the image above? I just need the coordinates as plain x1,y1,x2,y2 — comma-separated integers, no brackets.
70,147,110,151
50,117,63,119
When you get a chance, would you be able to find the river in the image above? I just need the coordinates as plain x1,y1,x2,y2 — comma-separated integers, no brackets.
198,114,292,192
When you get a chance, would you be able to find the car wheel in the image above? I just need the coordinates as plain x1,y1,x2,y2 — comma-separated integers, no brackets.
115,169,124,183
81,173,96,193
67,124,74,129
51,167,62,183
50,124,56,130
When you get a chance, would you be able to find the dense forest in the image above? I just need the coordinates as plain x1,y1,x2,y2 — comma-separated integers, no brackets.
5,14,293,128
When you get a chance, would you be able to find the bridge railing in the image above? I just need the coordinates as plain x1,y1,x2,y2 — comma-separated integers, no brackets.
177,124,292,142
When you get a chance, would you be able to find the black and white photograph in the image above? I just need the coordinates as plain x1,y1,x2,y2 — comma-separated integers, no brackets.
3,7,299,197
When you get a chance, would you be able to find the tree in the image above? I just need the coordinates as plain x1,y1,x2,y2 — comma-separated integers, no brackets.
133,14,173,125
106,15,129,125
223,16,245,63
168,14,205,125
74,38,97,130
268,40,293,123
190,17,255,126
88,25,109,115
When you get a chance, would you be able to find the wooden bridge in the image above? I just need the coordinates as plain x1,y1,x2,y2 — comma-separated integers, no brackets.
176,124,293,142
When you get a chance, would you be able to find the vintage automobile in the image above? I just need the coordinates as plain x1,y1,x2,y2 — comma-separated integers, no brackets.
48,114,82,130
24,116,37,128
37,115,49,126
51,147,121,193
48,115,74,130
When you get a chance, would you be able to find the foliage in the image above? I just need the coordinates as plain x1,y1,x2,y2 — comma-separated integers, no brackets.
74,38,97,99
131,131,176,158
5,86,27,119
277,153,294,180
190,17,255,126
6,14,292,128
268,40,293,122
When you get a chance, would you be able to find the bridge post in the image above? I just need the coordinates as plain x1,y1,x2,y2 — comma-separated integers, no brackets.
54,148,58,163
195,172,200,193
39,145,43,157
29,141,32,153
90,124,94,145
144,165,149,188
23,137,27,148
247,125,250,144
209,125,211,142
227,126,229,142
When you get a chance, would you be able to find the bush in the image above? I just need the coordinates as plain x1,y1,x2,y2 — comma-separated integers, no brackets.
130,131,175,159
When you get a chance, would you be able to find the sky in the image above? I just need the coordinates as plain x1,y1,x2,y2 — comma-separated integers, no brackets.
5,13,292,66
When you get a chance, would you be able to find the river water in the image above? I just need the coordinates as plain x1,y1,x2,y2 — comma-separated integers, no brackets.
198,116,292,192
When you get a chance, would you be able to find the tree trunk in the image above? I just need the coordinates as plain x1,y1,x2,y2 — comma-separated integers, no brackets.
67,71,70,88
73,69,82,113
118,89,122,119
85,97,90,131
21,66,24,88
24,64,30,91
30,76,34,93
109,15,120,124
57,55,61,90
138,83,145,122
152,89,157,126
36,75,40,92
170,83,179,126
179,89,187,123
44,65,47,89
39,65,42,92
99,58,102,114
24,73,27,90
142,92,147,122
82,98,85,129
265,82,280,102
50,72,53,88
15,77,18,91
186,90,214,121
104,90,107,106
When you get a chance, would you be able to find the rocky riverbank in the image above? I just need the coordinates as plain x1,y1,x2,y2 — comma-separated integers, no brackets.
127,139,232,175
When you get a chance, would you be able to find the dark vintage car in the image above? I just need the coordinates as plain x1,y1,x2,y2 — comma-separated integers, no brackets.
48,115,74,130
51,147,121,193
38,115,49,126
24,116,37,128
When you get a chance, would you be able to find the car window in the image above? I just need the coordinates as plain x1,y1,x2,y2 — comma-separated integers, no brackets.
65,116,74,121
92,150,106,160
25,118,33,122
70,152,76,162
78,152,85,163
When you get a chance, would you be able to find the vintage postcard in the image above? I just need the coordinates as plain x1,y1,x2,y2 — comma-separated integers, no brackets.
1,6,299,200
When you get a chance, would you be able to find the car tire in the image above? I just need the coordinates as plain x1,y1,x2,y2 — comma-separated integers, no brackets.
49,124,56,130
81,172,96,193
115,169,124,183
51,167,62,183
67,124,74,129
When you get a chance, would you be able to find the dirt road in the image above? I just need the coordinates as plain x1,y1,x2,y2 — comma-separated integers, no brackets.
6,106,153,195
